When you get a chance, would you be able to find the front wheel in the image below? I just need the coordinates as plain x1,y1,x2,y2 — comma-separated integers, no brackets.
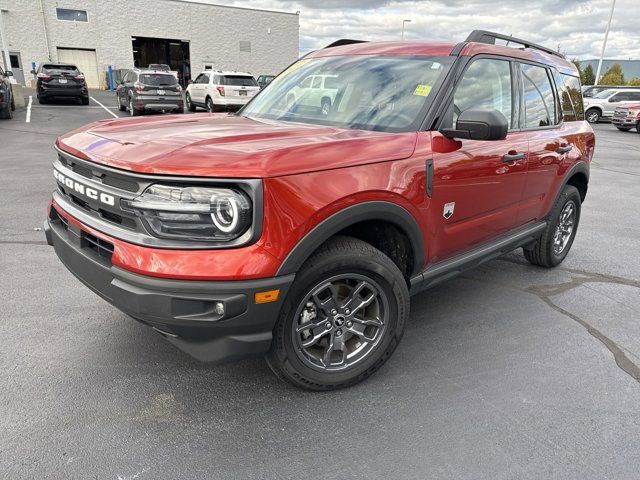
586,108,600,123
524,185,581,268
616,126,632,131
266,236,409,391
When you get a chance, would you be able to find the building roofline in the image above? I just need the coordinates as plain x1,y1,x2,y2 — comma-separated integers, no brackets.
164,0,299,16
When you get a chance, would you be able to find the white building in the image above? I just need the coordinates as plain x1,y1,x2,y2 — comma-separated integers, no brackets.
0,0,300,88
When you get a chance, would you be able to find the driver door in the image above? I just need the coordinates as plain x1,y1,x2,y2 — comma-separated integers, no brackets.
428,57,529,262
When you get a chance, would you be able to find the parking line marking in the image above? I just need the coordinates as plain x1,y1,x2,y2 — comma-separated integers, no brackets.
26,96,32,123
90,96,119,119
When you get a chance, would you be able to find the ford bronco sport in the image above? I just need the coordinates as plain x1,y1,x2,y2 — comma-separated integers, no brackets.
45,31,595,390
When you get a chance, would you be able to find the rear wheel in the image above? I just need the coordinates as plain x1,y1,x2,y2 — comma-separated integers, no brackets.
10,91,15,111
321,97,331,116
524,185,581,268
81,96,89,105
129,97,141,117
186,93,196,112
586,108,600,123
205,97,215,113
266,236,409,391
38,96,47,105
118,95,126,111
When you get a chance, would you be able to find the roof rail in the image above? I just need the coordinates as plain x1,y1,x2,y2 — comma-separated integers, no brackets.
324,39,368,49
465,30,564,59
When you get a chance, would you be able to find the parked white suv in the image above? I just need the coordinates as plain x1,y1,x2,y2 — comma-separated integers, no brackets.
186,70,259,112
583,88,640,123
287,74,339,115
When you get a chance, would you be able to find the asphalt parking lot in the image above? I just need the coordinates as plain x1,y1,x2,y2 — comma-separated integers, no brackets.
2,88,640,479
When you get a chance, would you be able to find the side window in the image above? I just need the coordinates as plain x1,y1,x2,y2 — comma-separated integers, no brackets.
299,76,312,88
311,76,322,89
194,74,206,84
521,63,557,128
452,58,513,129
628,92,640,102
610,93,628,102
560,74,584,121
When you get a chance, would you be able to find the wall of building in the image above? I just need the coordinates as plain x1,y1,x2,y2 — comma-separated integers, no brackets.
0,0,299,86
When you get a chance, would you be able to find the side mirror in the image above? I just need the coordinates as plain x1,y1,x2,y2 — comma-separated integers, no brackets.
30,69,36,74
441,108,508,141
188,79,193,84
608,98,619,103
5,71,13,77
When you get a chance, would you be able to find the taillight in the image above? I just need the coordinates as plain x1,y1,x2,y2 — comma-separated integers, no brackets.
37,73,50,79
134,82,144,93
216,86,225,97
74,74,85,80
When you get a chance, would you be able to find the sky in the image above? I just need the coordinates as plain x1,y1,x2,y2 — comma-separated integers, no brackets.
196,0,640,60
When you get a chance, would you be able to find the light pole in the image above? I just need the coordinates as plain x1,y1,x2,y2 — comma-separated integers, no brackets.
401,19,412,40
595,0,616,85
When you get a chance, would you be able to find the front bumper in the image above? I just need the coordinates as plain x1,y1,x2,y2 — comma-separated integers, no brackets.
612,116,639,127
45,206,294,363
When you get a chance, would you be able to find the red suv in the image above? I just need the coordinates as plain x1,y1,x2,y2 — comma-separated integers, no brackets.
45,31,595,390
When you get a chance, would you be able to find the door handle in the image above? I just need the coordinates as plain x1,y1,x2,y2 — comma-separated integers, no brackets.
556,145,573,154
503,152,525,163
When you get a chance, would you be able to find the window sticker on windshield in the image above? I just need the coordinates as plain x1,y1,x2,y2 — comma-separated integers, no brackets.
414,84,432,97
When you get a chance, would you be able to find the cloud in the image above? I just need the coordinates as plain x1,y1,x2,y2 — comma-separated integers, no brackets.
196,0,640,59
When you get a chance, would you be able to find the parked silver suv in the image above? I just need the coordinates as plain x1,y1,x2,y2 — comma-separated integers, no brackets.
583,88,640,123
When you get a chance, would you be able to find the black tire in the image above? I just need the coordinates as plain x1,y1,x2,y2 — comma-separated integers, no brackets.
585,108,600,124
524,185,581,268
38,96,47,105
10,91,15,111
321,97,331,116
186,93,196,112
0,96,12,119
129,97,141,117
266,236,410,391
205,97,215,113
118,95,126,111
81,96,90,105
616,126,632,132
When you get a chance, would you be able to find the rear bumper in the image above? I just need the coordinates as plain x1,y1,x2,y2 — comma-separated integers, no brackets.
45,206,294,363
39,85,88,98
135,96,183,112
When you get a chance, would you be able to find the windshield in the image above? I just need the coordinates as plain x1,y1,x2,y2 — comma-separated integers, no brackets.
594,89,614,99
140,74,177,86
242,55,452,132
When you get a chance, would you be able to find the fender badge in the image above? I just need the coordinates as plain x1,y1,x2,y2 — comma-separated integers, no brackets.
443,202,455,219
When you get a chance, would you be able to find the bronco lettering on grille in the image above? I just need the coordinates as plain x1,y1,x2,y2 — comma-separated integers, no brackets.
54,169,115,207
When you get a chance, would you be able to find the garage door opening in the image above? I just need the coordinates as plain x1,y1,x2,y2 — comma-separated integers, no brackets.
132,37,191,86
57,48,99,89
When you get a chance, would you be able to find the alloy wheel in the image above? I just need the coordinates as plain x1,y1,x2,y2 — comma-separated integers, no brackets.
292,274,388,372
553,200,576,255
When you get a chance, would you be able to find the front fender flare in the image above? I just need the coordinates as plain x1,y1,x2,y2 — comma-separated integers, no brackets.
275,201,425,277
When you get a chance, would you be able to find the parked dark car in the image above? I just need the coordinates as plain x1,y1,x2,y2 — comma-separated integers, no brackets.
0,65,16,119
257,74,275,89
116,68,184,116
148,64,171,72
34,63,89,105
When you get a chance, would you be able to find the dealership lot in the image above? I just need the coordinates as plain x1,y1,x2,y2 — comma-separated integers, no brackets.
2,90,640,478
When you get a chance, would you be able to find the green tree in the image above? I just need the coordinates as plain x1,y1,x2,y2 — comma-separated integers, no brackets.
599,63,625,85
628,77,640,86
582,64,595,85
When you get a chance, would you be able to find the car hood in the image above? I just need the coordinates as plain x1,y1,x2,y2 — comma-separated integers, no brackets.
56,114,417,178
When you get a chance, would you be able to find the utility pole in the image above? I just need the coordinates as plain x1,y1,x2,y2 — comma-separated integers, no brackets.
595,0,616,85
401,19,411,40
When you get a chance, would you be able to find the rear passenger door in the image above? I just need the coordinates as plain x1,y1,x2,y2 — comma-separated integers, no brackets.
518,62,580,224
429,57,529,262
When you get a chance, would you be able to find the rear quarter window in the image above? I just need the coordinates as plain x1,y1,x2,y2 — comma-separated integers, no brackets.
559,74,584,121
521,63,557,128
42,64,79,73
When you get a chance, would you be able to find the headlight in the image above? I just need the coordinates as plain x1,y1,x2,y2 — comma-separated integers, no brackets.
122,184,252,241
629,109,640,117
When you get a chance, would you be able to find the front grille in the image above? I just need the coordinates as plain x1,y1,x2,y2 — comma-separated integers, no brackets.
82,231,115,259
